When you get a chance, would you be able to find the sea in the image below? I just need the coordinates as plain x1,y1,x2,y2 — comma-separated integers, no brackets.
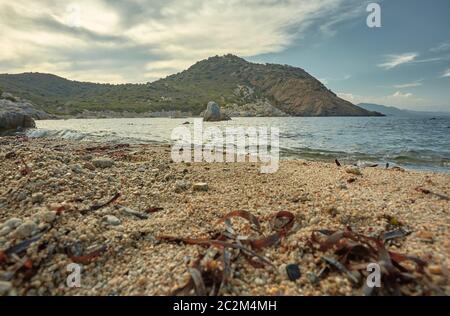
24,116,450,172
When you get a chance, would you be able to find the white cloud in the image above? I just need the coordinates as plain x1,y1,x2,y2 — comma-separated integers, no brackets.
392,91,412,98
393,81,422,89
378,53,418,70
430,41,450,53
0,0,360,83
442,69,450,78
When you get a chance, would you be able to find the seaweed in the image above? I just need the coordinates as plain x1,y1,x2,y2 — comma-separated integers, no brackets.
310,227,442,295
158,210,296,296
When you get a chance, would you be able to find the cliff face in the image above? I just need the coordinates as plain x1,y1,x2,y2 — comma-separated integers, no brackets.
0,55,382,117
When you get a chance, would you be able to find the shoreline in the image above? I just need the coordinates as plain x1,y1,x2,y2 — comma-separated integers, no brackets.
0,137,449,296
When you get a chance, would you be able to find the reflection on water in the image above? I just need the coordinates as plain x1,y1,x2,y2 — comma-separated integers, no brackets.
30,116,450,172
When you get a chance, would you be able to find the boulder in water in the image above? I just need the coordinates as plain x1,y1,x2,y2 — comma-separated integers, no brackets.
203,101,231,122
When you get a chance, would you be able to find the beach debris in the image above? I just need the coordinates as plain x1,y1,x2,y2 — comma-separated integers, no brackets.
286,264,301,281
415,187,450,201
158,210,296,296
145,206,164,214
309,227,442,296
383,214,404,227
121,207,149,220
19,158,31,176
68,244,108,265
193,183,209,192
335,159,341,167
3,235,42,257
345,167,362,176
80,192,121,214
347,178,357,184
381,228,411,241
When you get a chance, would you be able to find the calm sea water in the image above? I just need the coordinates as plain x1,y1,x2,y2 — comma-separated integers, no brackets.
28,116,450,172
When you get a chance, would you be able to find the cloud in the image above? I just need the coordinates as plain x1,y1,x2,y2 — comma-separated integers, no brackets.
430,41,450,53
442,69,450,78
378,53,418,70
393,81,422,89
392,91,412,98
0,0,361,83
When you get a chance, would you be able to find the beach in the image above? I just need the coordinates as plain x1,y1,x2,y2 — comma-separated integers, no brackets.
0,136,448,296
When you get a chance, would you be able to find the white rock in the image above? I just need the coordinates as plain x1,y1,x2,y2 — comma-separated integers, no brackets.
193,182,209,192
104,215,121,226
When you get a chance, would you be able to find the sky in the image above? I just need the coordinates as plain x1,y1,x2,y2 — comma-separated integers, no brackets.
0,0,449,111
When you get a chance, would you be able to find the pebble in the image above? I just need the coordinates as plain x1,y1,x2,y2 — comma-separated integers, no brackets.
92,158,115,169
4,218,22,228
345,167,362,176
83,162,96,171
70,164,83,174
254,278,265,286
193,182,209,192
428,265,442,275
40,211,57,223
31,193,44,204
0,226,11,237
286,264,301,281
15,221,38,238
104,215,121,226
0,281,12,295
175,180,191,193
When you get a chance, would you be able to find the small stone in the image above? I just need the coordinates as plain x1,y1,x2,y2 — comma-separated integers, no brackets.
345,167,362,176
92,158,115,169
193,182,208,192
0,226,11,237
31,192,44,204
175,180,191,193
40,211,57,223
70,164,83,174
417,231,434,242
83,162,96,171
15,221,38,238
306,272,320,284
17,191,28,201
324,206,339,217
286,264,301,281
254,277,265,286
4,218,22,228
0,281,12,295
427,265,442,275
104,215,121,226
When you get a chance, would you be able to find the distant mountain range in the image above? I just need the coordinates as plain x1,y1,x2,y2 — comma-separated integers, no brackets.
0,54,381,117
358,103,450,117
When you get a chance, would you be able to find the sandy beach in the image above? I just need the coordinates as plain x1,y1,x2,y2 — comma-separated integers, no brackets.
0,136,448,296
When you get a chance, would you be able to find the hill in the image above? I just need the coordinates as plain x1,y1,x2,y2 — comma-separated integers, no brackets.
358,103,450,117
0,54,381,117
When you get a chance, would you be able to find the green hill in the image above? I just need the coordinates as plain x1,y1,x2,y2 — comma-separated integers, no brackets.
0,54,380,117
